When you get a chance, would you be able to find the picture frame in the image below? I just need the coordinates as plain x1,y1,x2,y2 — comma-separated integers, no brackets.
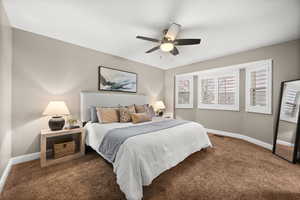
98,66,137,93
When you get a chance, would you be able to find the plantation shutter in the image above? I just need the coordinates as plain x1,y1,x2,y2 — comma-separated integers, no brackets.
218,75,236,105
250,69,267,107
245,60,272,114
175,75,194,108
201,78,217,104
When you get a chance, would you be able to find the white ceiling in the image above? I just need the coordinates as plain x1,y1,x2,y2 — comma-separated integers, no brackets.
3,0,300,70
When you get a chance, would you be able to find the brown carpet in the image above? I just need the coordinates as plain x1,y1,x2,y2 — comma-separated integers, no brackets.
1,134,300,200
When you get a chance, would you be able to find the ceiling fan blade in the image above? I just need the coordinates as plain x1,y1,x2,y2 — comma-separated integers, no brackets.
170,47,179,56
145,46,160,53
174,39,201,45
165,23,181,41
136,36,160,42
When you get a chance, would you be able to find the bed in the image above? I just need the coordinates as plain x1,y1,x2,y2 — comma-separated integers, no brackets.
81,91,212,200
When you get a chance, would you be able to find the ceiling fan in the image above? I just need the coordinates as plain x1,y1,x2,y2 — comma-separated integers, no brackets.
136,23,201,56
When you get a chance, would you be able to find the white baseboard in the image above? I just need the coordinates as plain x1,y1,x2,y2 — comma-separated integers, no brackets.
0,152,40,194
207,128,273,150
0,160,12,194
10,152,40,165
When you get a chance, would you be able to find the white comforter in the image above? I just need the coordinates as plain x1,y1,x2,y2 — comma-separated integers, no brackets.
85,120,212,200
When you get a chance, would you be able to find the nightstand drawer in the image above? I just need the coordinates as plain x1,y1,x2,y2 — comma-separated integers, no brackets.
54,140,75,159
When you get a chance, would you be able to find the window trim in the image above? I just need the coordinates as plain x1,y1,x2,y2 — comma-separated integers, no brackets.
198,68,240,111
175,74,194,108
245,60,272,114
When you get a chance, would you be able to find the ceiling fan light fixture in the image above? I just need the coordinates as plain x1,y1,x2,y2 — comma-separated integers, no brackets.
136,23,201,56
160,42,174,52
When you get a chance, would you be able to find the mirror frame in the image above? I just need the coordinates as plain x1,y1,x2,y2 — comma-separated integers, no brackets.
273,79,300,164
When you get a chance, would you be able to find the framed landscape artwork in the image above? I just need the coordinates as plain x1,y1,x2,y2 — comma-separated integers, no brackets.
98,66,137,93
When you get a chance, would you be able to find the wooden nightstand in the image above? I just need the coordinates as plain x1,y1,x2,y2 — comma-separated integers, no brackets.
152,113,174,121
40,128,85,167
163,113,174,119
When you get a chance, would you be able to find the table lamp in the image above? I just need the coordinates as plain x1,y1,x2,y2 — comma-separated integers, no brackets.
43,101,70,131
154,101,166,116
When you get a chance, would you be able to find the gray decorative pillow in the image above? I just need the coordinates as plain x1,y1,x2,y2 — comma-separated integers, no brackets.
89,106,98,123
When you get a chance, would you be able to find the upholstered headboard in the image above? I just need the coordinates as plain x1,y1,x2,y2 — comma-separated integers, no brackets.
80,91,149,122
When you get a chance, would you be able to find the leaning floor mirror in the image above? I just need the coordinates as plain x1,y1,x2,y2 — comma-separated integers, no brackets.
273,79,300,163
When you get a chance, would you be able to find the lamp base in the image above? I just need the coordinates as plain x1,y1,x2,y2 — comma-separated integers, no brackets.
49,116,65,131
158,110,164,116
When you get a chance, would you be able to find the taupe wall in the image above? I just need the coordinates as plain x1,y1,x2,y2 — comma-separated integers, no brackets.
12,29,165,157
0,0,12,177
165,40,300,144
9,28,300,157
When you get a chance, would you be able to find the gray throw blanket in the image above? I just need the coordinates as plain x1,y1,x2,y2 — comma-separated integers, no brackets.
99,119,190,163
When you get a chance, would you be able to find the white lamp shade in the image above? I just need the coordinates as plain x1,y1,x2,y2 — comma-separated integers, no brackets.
43,101,70,116
154,101,166,110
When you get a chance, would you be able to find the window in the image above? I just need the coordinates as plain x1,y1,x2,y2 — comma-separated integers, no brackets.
280,83,300,123
245,60,272,114
198,68,240,111
175,75,193,108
